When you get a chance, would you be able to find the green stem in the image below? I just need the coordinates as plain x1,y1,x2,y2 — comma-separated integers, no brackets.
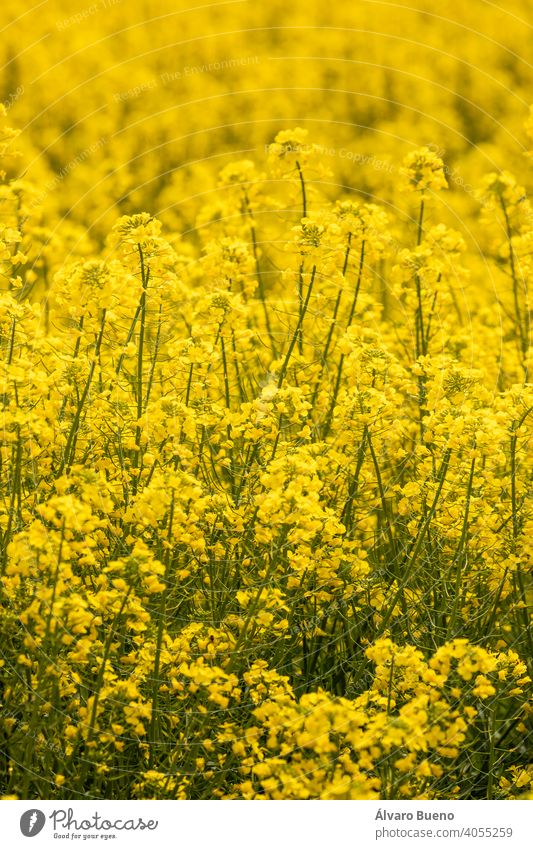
59,310,106,475
132,245,149,488
296,160,307,219
277,265,316,388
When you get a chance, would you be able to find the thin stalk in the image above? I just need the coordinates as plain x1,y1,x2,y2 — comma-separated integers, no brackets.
295,160,307,219
132,245,149,491
486,705,496,799
377,448,452,636
148,495,173,768
1,423,22,575
322,239,366,437
500,197,528,371
243,190,277,356
309,233,352,412
58,310,106,475
446,455,476,638
85,585,133,744
144,302,162,408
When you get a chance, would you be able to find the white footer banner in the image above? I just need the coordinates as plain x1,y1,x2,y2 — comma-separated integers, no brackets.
2,800,532,849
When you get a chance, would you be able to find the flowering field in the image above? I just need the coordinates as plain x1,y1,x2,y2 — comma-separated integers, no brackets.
0,0,532,801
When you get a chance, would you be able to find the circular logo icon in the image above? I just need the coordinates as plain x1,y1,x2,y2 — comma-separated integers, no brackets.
20,810,46,837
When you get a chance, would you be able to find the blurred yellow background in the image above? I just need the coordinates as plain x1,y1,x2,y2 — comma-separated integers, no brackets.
2,0,532,235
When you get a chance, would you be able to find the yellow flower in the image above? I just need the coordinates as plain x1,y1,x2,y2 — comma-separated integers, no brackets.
401,147,448,193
